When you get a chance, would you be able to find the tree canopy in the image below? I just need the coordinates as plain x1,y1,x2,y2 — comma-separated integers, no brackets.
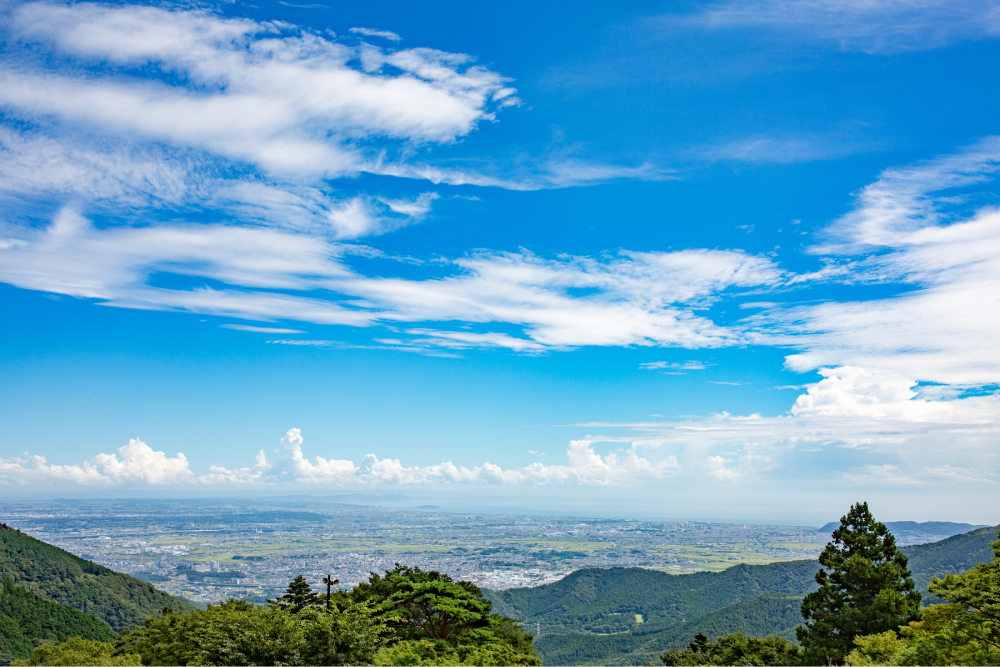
660,632,801,666
269,575,322,614
797,501,922,664
347,564,539,665
113,599,387,666
926,529,1000,657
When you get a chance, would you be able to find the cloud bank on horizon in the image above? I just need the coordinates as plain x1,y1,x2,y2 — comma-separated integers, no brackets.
0,0,998,504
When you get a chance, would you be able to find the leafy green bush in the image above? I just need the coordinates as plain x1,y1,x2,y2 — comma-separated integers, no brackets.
659,632,801,666
374,639,541,666
13,638,140,666
347,564,539,662
114,600,387,666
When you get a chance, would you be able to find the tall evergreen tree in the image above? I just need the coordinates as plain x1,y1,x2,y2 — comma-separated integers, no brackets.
270,575,321,613
797,501,922,664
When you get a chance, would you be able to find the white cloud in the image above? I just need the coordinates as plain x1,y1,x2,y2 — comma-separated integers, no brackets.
751,139,1000,386
349,27,402,41
843,464,924,486
0,213,786,349
10,429,680,487
572,365,1000,487
0,0,663,277
0,439,193,486
706,455,741,480
3,2,514,177
640,360,710,373
692,135,863,164
817,136,1000,251
220,324,306,334
687,0,1000,54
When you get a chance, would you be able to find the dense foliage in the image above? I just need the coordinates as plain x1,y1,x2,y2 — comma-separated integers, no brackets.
269,575,321,613
797,502,922,665
0,579,115,663
0,524,196,632
14,638,140,666
927,531,1000,657
100,568,538,666
113,599,387,666
660,632,802,666
842,530,1000,666
345,565,539,666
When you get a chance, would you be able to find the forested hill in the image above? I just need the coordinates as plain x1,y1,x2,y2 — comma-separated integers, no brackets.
0,580,115,663
484,559,820,635
0,523,196,631
903,524,1000,599
533,594,805,666
487,525,999,665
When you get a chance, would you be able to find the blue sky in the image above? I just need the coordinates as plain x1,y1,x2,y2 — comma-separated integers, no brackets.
1,0,999,524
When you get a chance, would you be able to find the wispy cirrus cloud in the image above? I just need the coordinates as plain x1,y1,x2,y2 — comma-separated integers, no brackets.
0,212,787,351
691,134,870,164
640,360,710,374
749,138,1000,386
349,27,402,41
3,3,511,176
685,0,1000,54
220,324,306,334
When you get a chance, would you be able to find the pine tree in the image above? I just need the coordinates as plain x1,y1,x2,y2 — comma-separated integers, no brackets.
270,575,320,613
797,501,922,664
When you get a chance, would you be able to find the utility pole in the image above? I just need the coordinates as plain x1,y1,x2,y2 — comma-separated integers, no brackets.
322,575,339,610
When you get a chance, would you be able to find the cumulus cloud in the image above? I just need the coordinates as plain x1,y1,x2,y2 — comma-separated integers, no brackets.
0,439,193,486
573,365,1000,487
9,429,680,487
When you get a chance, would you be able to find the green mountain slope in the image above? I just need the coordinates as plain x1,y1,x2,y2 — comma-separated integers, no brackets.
533,593,805,666
819,520,985,539
488,525,1000,665
903,525,1000,599
484,560,819,635
0,580,115,662
0,523,196,632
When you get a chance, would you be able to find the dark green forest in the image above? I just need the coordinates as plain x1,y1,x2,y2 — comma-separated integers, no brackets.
0,524,196,631
0,580,116,662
